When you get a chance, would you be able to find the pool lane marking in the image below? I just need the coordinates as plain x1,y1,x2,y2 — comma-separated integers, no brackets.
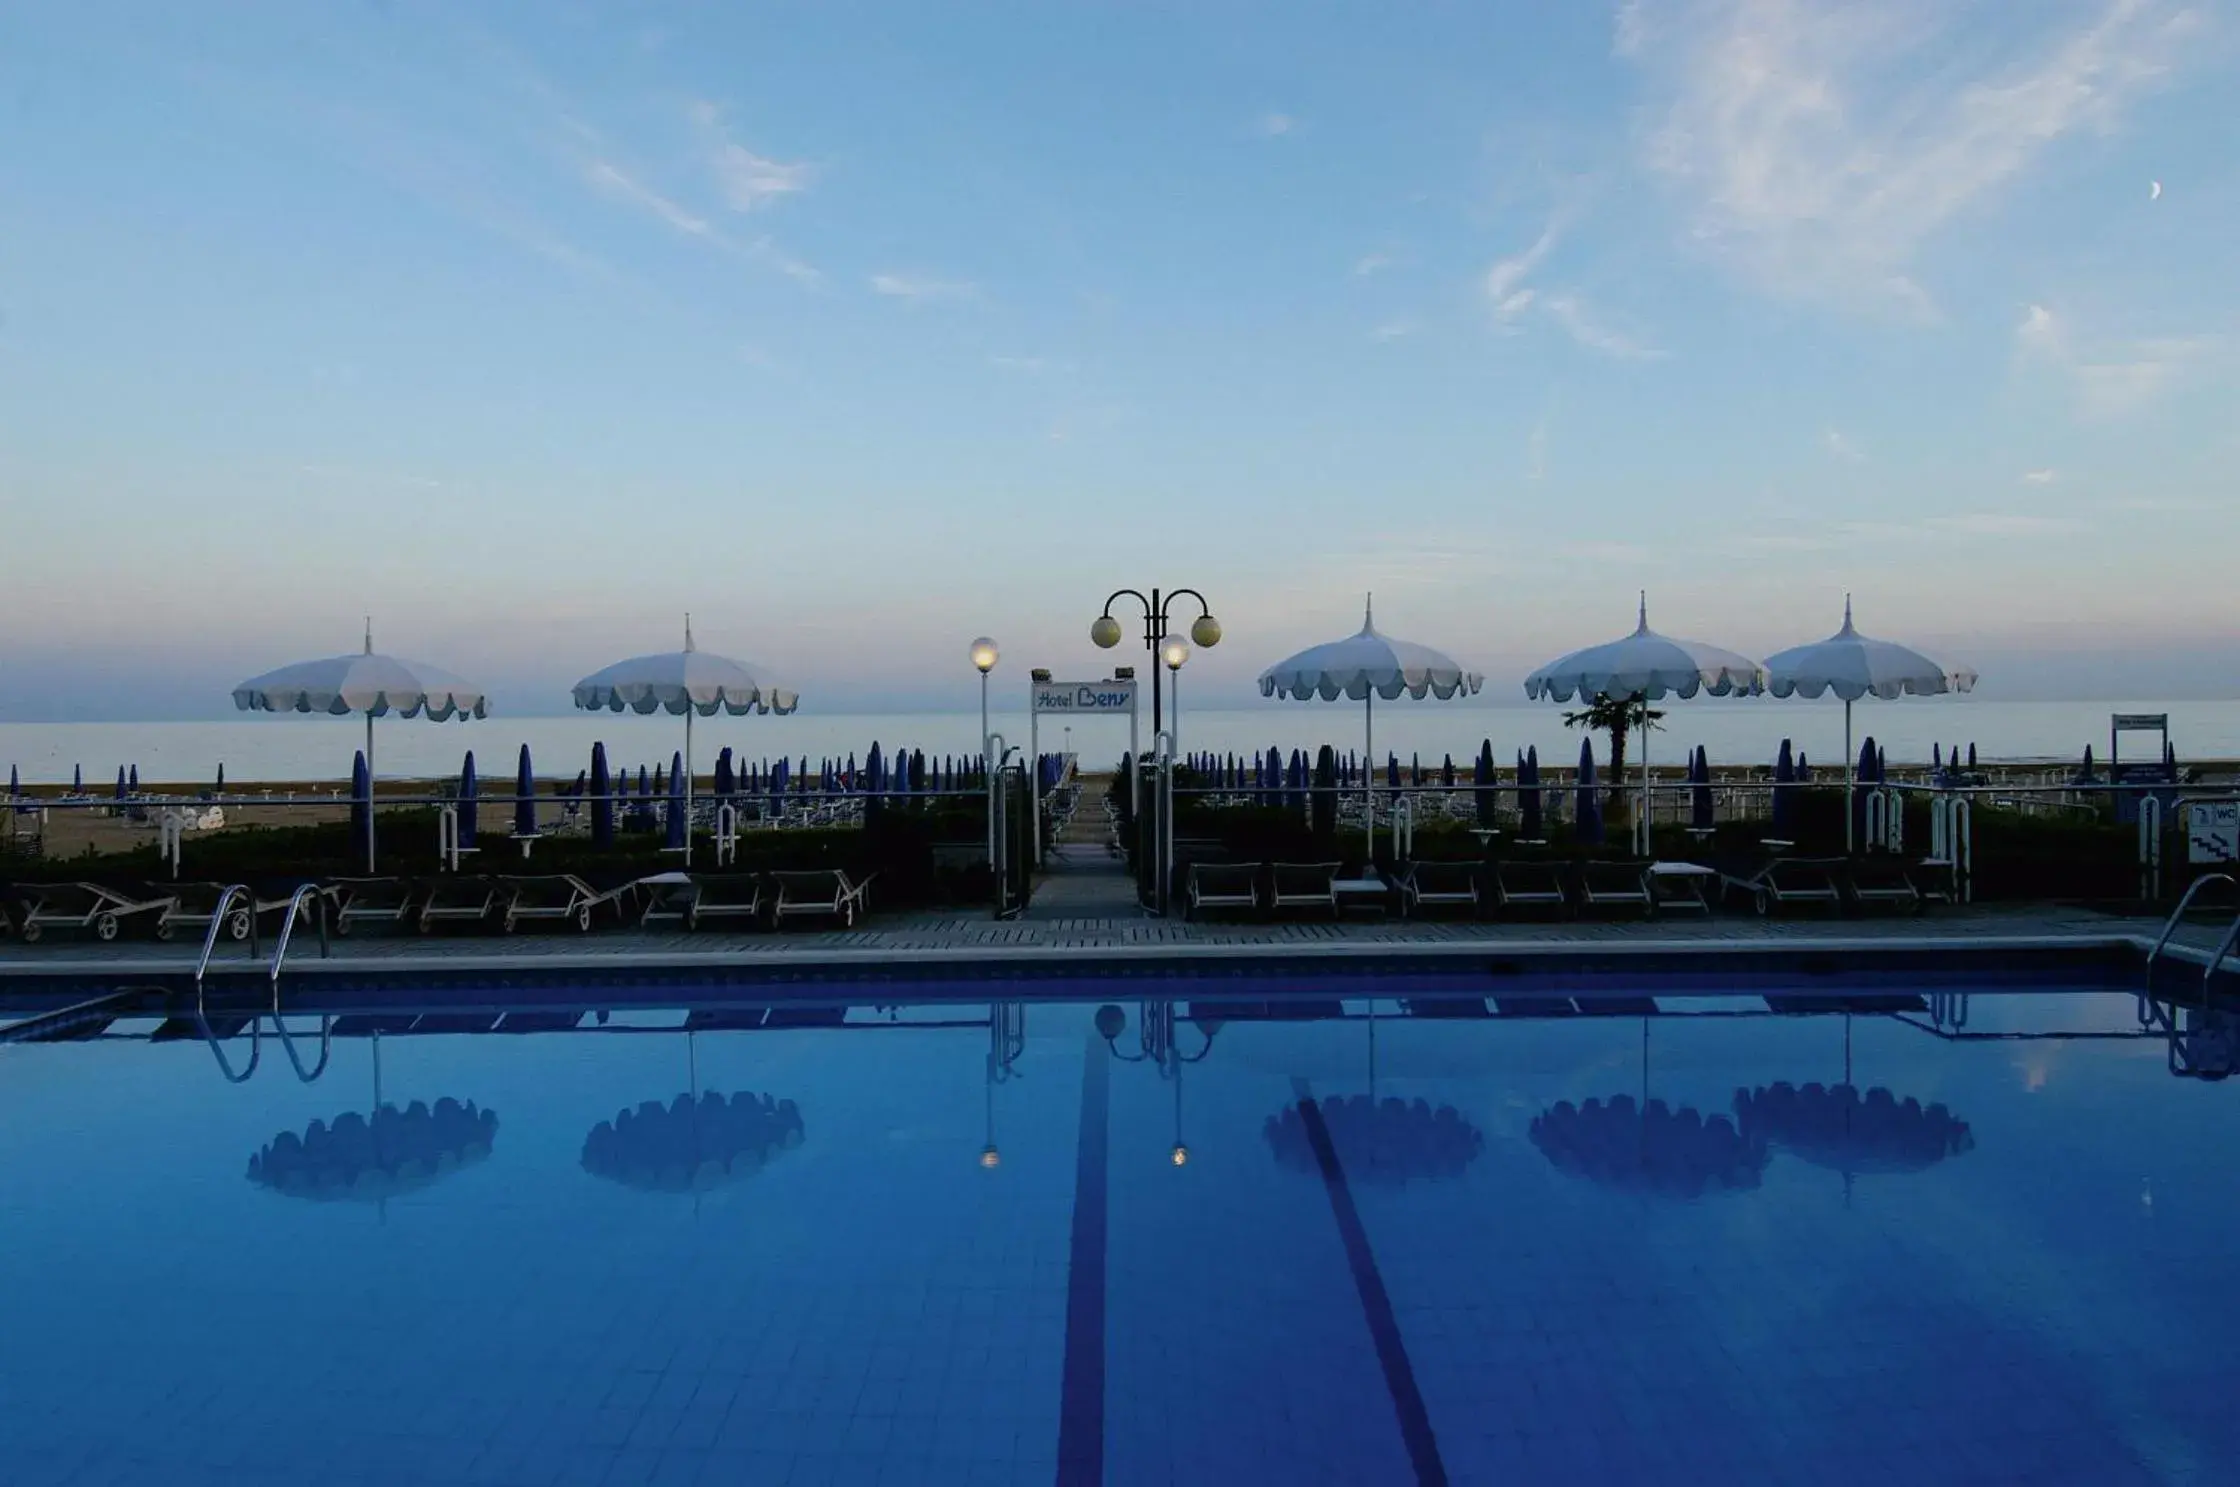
1057,1034,1112,1487
1293,1077,1450,1487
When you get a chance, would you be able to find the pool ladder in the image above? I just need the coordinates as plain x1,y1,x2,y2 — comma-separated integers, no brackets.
189,883,333,1084
2144,874,2240,990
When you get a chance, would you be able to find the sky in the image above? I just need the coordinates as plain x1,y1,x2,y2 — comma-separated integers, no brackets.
1,0,2235,720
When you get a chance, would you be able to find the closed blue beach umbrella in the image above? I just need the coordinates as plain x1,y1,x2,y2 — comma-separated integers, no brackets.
1796,750,1811,783
1442,754,1455,788
1772,739,1796,837
514,745,536,839
591,743,614,849
666,751,687,851
73,764,82,793
715,747,734,801
2076,744,2098,784
1575,738,1603,846
1386,753,1400,789
1967,742,1978,771
115,766,128,801
1474,740,1497,827
350,751,371,859
1520,746,1544,839
653,760,666,797
637,764,650,798
458,751,479,850
1691,746,1714,832
129,764,139,792
215,763,225,793
7,764,16,797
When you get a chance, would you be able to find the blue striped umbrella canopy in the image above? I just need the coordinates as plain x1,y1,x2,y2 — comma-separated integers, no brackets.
591,743,614,848
458,751,479,850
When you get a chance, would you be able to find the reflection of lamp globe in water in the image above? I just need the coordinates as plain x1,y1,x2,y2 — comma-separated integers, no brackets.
248,1097,499,1203
582,1091,803,1194
1265,1096,1483,1187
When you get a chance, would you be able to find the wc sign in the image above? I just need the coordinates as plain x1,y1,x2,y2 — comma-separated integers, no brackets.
1033,680,1138,715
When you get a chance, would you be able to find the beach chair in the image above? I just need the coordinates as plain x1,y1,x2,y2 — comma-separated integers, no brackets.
1842,857,1922,914
632,871,700,928
153,881,257,944
329,877,419,935
1493,861,1569,916
1646,861,1717,915
1718,855,1843,916
497,874,621,933
659,873,767,931
1186,862,1261,920
1578,860,1653,917
10,881,176,942
1270,862,1342,918
1400,861,1479,918
771,869,875,927
418,875,507,931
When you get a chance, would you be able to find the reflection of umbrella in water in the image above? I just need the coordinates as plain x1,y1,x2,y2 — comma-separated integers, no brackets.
1531,1093,1767,1200
1265,1094,1483,1187
1733,1082,1973,1181
582,1034,803,1194
248,1096,498,1202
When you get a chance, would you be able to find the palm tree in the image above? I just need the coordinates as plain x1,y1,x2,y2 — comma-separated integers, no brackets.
1562,692,1664,823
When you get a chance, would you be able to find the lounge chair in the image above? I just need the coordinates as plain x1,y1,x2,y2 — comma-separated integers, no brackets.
1186,862,1261,920
664,873,767,932
1842,857,1922,914
633,870,701,928
329,877,418,936
416,876,506,932
1400,861,1480,918
1493,861,1568,915
771,869,874,927
153,881,257,944
1645,861,1717,915
1718,855,1843,915
497,874,621,933
10,881,176,942
1578,860,1653,917
1270,862,1342,918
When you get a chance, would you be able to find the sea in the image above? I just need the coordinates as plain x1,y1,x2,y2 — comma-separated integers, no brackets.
1,699,2234,786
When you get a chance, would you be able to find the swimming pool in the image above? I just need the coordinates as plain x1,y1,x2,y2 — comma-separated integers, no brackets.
4,967,2234,1486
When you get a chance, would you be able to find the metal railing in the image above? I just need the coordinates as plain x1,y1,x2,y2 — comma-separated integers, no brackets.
2145,873,2235,975
191,884,254,1014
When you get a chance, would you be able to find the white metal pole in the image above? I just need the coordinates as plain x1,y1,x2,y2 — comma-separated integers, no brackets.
1364,692,1375,834
1844,698,1854,854
1638,698,1651,859
683,708,694,866
981,671,993,864
364,711,376,874
1030,695,1041,866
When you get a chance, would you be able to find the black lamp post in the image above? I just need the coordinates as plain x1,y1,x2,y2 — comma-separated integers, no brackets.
1091,589,1221,737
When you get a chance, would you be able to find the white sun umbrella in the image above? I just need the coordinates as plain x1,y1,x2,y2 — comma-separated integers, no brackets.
1523,594,1765,851
1764,596,1977,850
1258,596,1483,828
571,618,798,865
232,620,487,871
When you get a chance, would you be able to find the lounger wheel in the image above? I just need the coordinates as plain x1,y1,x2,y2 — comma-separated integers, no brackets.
574,905,592,932
228,910,252,941
417,915,434,934
95,913,119,941
333,917,351,938
20,922,40,943
1753,890,1770,916
502,914,519,935
155,922,175,943
685,907,700,932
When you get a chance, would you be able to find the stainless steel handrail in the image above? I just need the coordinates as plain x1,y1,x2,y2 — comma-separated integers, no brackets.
2204,913,2240,990
2145,873,2235,974
192,884,253,1014
266,884,330,1006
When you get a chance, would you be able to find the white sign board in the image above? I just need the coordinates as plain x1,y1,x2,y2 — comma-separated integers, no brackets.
2188,801,2240,863
1033,680,1138,715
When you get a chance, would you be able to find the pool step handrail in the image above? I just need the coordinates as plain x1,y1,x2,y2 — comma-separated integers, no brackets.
267,884,330,1005
191,884,254,1014
2145,873,2235,977
2203,910,2240,991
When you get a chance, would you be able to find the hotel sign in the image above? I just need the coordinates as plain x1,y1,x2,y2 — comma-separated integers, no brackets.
1033,680,1138,715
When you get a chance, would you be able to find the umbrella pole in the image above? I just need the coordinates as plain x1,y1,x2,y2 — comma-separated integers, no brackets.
1638,701,1651,858
1844,698,1854,854
1364,692,1374,835
684,709,694,867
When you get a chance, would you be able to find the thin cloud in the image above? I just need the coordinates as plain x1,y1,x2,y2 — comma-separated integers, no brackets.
688,100,814,212
1353,251,1395,277
2016,303,2210,418
1485,224,1559,319
582,159,712,238
1825,428,1865,462
1624,0,2203,313
1370,319,1416,342
1254,113,1297,138
870,273,978,302
989,355,1064,374
1927,512,2088,537
2022,468,2058,484
1541,294,1666,359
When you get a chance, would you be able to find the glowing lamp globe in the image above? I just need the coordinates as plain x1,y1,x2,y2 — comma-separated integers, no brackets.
969,638,1000,674
1160,637,1190,671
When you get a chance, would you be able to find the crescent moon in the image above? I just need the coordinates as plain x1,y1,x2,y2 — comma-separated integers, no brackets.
2150,180,2162,200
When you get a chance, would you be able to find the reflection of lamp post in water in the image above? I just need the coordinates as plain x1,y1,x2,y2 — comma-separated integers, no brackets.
982,1002,1025,1168
1095,1002,1219,1164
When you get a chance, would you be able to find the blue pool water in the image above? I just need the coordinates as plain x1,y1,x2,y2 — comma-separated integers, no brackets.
3,978,2236,1486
